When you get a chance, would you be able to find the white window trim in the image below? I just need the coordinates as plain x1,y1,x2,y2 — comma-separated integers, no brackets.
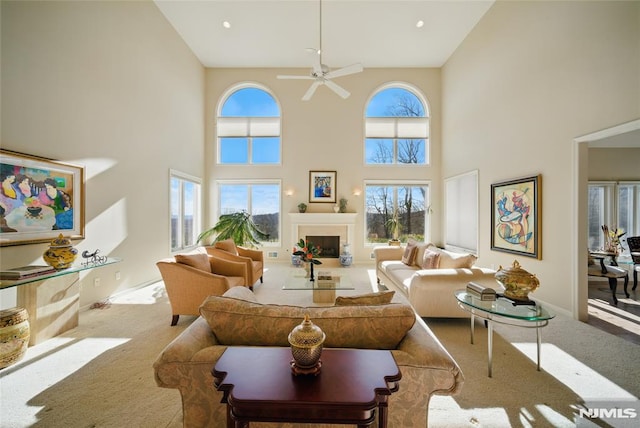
169,169,202,254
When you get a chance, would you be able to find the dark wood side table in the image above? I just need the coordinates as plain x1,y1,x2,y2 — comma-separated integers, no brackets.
212,347,401,428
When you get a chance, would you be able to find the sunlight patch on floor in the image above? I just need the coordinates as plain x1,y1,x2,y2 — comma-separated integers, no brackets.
0,337,129,424
588,298,640,336
512,343,637,401
109,282,166,305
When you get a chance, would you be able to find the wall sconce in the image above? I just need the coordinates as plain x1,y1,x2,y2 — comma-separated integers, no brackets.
352,188,362,197
285,189,294,197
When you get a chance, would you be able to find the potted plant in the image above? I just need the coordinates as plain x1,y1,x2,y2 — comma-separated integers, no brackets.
297,202,307,213
386,209,401,246
197,211,268,248
339,198,348,213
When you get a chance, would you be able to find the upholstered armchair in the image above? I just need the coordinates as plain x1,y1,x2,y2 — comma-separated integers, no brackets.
204,239,264,288
627,236,640,289
156,250,247,326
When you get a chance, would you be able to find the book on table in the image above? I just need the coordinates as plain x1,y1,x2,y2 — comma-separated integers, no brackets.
0,265,56,280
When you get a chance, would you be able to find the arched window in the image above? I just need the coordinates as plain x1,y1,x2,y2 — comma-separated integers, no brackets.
364,85,429,165
217,85,281,164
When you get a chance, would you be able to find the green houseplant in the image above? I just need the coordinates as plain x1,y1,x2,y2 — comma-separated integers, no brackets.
197,211,268,248
386,209,401,246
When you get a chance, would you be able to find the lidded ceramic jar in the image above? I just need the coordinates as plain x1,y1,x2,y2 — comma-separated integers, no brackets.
0,307,30,369
288,314,325,373
43,233,78,270
494,260,540,301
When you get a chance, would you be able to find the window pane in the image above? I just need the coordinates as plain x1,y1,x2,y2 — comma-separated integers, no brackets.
366,88,425,117
221,88,279,117
183,182,195,247
398,139,425,164
365,139,393,164
251,184,280,242
252,137,280,164
170,173,201,252
170,178,180,251
588,185,606,250
220,184,249,214
220,138,248,163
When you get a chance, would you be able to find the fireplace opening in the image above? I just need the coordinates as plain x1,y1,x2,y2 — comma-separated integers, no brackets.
305,235,340,258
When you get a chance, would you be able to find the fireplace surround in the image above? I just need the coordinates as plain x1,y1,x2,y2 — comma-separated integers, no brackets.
289,213,357,261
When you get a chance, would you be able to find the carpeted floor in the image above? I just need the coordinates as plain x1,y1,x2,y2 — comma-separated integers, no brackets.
1,263,639,427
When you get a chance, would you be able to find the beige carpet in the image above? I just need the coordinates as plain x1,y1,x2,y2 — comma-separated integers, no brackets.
1,263,638,427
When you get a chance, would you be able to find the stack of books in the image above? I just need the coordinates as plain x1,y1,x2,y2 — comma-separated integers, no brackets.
0,265,56,280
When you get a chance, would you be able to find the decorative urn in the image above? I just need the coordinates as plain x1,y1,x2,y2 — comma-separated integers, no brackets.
494,260,540,301
43,234,78,270
288,314,325,375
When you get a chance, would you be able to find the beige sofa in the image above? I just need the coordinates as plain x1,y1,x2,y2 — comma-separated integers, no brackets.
153,286,464,428
374,242,498,318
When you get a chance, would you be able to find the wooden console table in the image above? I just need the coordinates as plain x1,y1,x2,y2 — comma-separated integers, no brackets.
212,347,401,428
0,258,121,345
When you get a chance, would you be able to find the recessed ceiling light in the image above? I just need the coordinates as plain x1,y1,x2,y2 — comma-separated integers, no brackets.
416,20,424,28
222,21,231,29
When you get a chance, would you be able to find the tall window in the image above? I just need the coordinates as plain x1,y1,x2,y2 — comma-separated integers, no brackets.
218,180,281,245
364,180,429,245
365,85,429,165
588,181,640,252
217,85,281,164
170,170,201,252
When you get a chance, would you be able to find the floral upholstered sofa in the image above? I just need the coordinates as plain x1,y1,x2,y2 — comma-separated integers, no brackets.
375,242,498,318
153,286,464,427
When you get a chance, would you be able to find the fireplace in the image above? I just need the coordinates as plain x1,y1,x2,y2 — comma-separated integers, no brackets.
306,235,340,258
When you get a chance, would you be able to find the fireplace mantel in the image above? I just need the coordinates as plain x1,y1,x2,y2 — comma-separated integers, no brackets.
289,213,357,253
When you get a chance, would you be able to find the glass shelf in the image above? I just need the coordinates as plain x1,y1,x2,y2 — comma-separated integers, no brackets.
0,257,122,290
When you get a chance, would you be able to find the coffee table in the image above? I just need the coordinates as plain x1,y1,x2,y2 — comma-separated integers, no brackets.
212,347,401,428
283,269,355,303
455,290,555,378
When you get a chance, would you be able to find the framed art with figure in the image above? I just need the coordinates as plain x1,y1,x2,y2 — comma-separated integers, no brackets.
0,149,85,246
309,171,336,203
491,175,541,259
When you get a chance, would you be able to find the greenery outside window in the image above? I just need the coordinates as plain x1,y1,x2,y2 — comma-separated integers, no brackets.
217,85,281,164
217,180,280,246
364,180,430,245
170,170,201,252
365,85,429,165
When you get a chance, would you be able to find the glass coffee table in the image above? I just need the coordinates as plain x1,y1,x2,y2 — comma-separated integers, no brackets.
283,270,355,303
455,290,555,377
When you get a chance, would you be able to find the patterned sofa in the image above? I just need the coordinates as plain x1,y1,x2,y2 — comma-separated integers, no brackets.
374,242,498,318
153,286,464,427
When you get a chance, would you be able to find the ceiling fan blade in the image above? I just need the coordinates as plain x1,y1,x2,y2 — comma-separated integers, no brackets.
277,74,315,80
324,79,350,99
324,63,363,80
302,80,323,101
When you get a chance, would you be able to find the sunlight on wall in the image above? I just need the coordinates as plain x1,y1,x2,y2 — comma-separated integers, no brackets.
70,157,117,181
84,198,127,254
513,343,637,400
0,337,129,424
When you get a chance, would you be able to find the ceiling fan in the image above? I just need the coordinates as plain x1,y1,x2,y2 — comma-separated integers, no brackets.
277,0,363,101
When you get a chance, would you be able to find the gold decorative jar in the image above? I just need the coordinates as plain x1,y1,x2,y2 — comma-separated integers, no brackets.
43,234,78,270
495,260,540,301
288,314,325,375
0,307,30,369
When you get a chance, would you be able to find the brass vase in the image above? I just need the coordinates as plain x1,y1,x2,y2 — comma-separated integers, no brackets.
288,314,325,375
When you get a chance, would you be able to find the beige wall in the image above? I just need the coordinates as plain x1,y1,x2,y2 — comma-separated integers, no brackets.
588,148,640,181
0,1,205,308
205,68,441,262
442,0,640,315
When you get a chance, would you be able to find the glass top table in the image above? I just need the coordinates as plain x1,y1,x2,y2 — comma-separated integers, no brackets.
454,290,555,377
0,257,122,289
283,270,355,304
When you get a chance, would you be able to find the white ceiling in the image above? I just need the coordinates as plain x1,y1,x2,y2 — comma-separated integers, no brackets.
154,0,495,68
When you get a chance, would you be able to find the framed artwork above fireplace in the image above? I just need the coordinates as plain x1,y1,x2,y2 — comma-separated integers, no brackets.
309,171,336,203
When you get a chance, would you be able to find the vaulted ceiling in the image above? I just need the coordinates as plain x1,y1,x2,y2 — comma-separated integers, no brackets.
154,0,494,68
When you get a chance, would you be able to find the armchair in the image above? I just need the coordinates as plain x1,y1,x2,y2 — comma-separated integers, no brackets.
204,239,264,288
156,251,246,326
627,236,640,289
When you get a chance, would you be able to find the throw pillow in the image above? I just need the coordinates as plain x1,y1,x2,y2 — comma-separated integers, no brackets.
401,240,418,266
214,239,239,256
334,290,395,306
175,252,211,273
421,249,441,269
